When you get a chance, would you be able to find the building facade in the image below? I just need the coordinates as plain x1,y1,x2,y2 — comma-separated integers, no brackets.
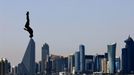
85,55,94,73
0,58,11,75
79,44,85,72
41,43,50,74
75,51,80,73
68,55,75,74
122,36,134,74
18,39,36,75
107,43,116,73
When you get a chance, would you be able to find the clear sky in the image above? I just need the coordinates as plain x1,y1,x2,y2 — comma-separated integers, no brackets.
0,0,134,66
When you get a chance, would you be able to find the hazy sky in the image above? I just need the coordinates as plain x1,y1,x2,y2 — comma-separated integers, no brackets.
0,0,134,66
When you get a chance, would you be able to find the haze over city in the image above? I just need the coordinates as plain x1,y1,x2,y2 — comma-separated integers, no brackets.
0,0,134,66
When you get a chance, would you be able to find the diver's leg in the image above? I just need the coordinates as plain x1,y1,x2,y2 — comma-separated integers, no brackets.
24,28,27,31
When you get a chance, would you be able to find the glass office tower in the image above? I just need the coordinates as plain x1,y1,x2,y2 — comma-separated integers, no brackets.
107,43,116,73
41,43,50,73
75,51,80,73
79,44,85,72
122,36,134,74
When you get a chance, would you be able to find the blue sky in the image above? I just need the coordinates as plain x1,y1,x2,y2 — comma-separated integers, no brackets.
0,0,134,65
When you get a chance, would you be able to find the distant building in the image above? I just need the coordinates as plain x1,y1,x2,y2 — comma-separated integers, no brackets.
68,55,75,74
41,43,50,74
115,57,120,73
104,53,108,61
35,61,42,74
122,36,134,74
75,51,80,73
12,66,18,75
79,44,85,72
101,58,107,73
85,55,94,73
50,55,67,74
107,43,116,73
122,48,128,73
0,58,11,75
94,54,105,72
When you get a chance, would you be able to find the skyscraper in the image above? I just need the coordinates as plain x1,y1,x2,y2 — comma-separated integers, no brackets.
50,55,67,74
107,43,116,73
115,57,120,73
94,54,105,72
0,58,11,75
122,48,128,73
75,51,80,73
85,55,94,73
68,55,75,74
79,44,85,72
18,39,35,75
122,36,134,74
101,58,107,73
41,43,50,74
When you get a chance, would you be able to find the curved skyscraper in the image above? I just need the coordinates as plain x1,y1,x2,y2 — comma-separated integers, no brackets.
107,43,116,73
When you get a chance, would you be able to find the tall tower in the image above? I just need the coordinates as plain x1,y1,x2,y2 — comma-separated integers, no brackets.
68,55,75,73
79,44,85,72
18,39,35,75
107,43,116,73
122,36,134,74
75,51,80,73
41,43,49,73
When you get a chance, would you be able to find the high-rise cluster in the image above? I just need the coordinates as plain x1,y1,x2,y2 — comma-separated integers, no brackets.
1,36,134,75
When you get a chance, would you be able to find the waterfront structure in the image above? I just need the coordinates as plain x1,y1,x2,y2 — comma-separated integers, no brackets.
18,39,36,75
107,43,116,73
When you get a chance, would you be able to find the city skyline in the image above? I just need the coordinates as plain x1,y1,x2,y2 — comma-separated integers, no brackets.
0,0,134,66
1,34,134,74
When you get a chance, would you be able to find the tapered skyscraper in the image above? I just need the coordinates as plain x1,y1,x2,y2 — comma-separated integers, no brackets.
18,39,35,75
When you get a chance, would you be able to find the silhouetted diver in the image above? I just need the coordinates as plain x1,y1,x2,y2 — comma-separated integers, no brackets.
24,11,33,38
